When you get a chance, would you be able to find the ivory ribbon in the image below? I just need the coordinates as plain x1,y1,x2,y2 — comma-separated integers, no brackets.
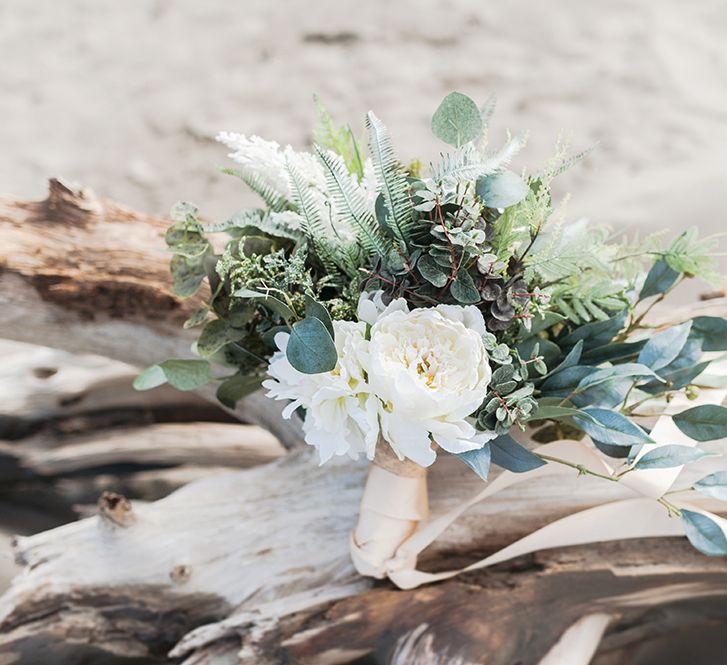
351,360,727,589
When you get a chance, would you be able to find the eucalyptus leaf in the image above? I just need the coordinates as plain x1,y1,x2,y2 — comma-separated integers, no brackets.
476,170,529,209
544,340,583,378
457,445,491,481
490,434,547,473
681,510,727,556
450,271,480,304
559,311,627,350
197,319,247,357
170,254,207,298
216,373,263,408
540,365,594,395
418,254,449,287
431,92,483,147
304,294,335,338
693,471,727,501
634,445,712,470
639,258,680,299
233,288,295,321
521,311,566,337
133,365,167,391
690,316,727,352
286,317,337,374
135,359,213,392
637,321,692,371
673,405,727,442
572,408,652,447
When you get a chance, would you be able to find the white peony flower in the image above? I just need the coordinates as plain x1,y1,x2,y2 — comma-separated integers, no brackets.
364,298,495,466
263,320,379,464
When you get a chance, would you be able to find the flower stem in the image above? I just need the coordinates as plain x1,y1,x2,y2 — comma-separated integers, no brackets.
536,453,619,482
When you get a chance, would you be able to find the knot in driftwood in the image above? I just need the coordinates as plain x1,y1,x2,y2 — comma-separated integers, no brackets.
97,490,135,527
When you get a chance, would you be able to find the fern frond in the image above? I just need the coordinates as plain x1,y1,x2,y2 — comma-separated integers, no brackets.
365,111,415,250
480,132,526,174
315,145,389,258
544,144,597,179
286,159,351,276
220,167,290,212
430,144,487,182
480,93,497,127
313,95,364,178
203,209,302,241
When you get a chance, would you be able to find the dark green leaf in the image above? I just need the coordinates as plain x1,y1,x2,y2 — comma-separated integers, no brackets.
559,311,627,350
216,373,263,408
540,365,593,395
673,405,727,442
544,340,583,377
286,317,338,374
490,434,547,473
170,254,207,298
431,92,484,147
183,308,209,329
457,445,491,481
640,258,680,299
694,471,727,501
516,338,561,376
233,288,295,321
581,340,646,364
691,316,727,352
637,322,692,371
476,170,529,209
681,510,727,556
197,319,247,357
450,271,480,304
418,254,449,287
634,445,711,469
572,408,652,447
521,311,566,337
305,294,335,339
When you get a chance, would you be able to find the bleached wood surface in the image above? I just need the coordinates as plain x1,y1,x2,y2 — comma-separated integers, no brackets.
1,185,727,663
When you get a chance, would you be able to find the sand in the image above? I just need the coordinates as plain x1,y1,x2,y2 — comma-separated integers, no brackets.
1,0,726,254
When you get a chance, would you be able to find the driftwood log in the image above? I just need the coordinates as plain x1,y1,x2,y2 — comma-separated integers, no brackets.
1,182,727,664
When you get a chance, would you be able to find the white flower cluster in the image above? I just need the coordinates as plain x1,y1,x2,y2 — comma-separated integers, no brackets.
263,293,495,467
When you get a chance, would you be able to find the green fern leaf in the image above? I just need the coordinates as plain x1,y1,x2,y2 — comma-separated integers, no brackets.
365,111,415,250
220,167,290,212
315,145,389,258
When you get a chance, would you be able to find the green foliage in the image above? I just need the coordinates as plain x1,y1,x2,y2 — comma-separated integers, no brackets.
431,92,483,147
489,434,546,473
680,510,727,556
457,445,491,481
221,167,291,212
633,445,711,470
673,405,727,442
134,359,213,392
366,111,415,250
315,145,390,258
693,472,727,501
286,316,337,374
313,94,364,178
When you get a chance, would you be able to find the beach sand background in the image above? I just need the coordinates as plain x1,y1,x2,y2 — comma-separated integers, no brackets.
1,0,726,590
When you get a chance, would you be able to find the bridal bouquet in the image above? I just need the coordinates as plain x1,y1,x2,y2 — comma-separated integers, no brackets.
137,92,727,583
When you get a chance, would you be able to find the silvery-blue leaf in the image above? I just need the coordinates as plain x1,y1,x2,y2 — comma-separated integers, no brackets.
637,321,692,371
559,311,627,350
634,445,712,470
694,471,727,501
673,405,727,442
476,170,529,209
639,258,680,299
681,510,727,556
690,316,727,352
286,317,337,374
572,408,652,447
490,434,546,473
457,445,491,481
